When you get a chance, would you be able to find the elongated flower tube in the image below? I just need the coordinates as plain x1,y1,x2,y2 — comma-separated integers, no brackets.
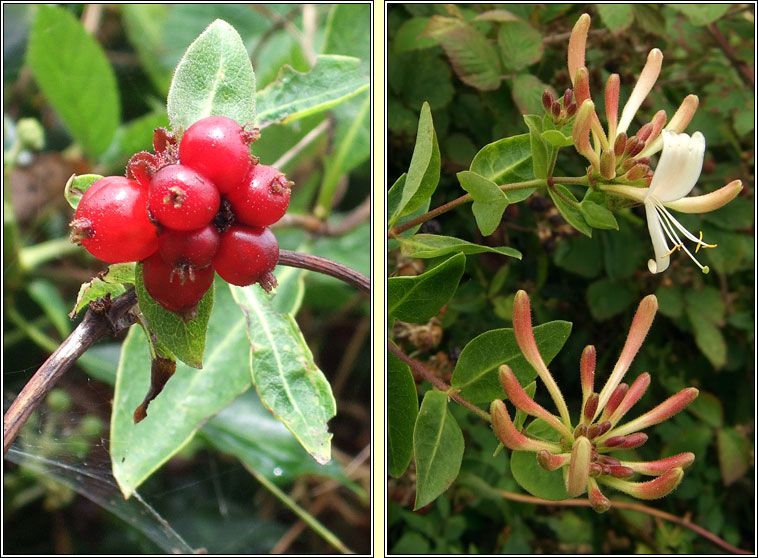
491,291,699,512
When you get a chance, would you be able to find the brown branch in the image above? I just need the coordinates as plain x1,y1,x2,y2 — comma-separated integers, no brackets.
3,289,138,455
498,489,752,554
3,253,368,456
706,23,754,89
274,196,370,237
387,340,491,422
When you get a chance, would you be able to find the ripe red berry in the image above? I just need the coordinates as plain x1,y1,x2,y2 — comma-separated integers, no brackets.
213,225,279,289
226,164,292,227
70,176,159,263
178,116,259,194
158,224,220,271
142,252,215,315
148,164,220,231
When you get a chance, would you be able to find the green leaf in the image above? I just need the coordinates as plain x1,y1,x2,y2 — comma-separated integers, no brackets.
686,306,727,369
554,235,604,278
389,102,441,224
388,253,466,323
229,284,336,465
457,170,509,236
687,391,723,428
450,321,572,403
121,5,172,94
523,115,549,179
669,4,730,25
511,74,550,115
390,51,454,111
322,4,370,71
716,427,750,486
423,16,501,91
398,234,521,260
513,381,537,431
167,19,256,131
470,134,535,203
601,220,646,279
200,390,352,488
388,349,419,478
548,184,592,237
111,279,250,498
316,90,370,216
27,279,70,338
541,129,574,147
413,390,464,509
684,286,725,325
135,263,213,369
392,17,439,52
654,286,684,319
596,4,635,32
497,20,543,71
387,174,432,246
27,5,120,158
70,263,134,317
256,55,369,126
64,174,103,210
586,278,634,321
580,200,619,230
511,419,570,500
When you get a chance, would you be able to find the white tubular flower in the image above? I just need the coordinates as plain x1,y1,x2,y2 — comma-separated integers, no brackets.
603,130,743,274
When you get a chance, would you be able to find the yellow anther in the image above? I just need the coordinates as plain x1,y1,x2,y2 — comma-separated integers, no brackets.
695,231,717,253
663,243,682,258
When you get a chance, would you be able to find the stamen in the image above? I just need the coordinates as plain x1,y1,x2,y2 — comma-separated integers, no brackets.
694,231,717,253
653,202,710,273
662,244,681,258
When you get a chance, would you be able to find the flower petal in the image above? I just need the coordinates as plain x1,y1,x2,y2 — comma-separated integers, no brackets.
617,49,663,135
646,131,705,203
645,201,672,273
490,400,563,453
600,467,684,500
664,179,743,213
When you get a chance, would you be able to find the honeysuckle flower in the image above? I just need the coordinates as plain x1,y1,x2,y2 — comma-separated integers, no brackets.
490,290,698,512
604,130,743,273
564,13,743,273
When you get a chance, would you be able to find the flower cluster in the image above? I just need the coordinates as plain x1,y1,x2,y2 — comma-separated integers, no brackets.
491,290,698,512
564,14,742,274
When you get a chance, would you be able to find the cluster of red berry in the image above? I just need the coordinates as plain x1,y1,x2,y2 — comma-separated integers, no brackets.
70,116,291,317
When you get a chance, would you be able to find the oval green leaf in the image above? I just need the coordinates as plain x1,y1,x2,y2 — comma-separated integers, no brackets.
388,349,419,478
413,390,464,509
548,183,592,237
167,19,256,131
510,419,570,500
470,134,535,203
388,253,465,322
457,170,509,236
398,234,521,260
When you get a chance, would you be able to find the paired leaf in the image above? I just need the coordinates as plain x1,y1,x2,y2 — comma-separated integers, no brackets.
167,19,256,131
548,184,592,237
389,103,441,225
580,200,619,230
413,391,464,509
470,134,534,203
230,284,336,465
457,170,509,236
388,350,419,478
450,321,572,403
510,419,570,500
71,263,134,317
398,234,521,260
388,253,465,323
423,16,501,91
523,115,550,179
256,55,369,126
135,263,213,369
27,6,120,159
111,279,251,498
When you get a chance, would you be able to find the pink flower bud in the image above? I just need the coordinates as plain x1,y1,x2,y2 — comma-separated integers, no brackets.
625,163,647,181
583,393,599,422
620,432,648,449
646,110,667,147
608,465,635,478
537,450,570,471
568,14,591,85
603,383,629,419
600,467,684,500
574,67,592,105
605,74,620,141
572,100,601,169
563,88,573,107
566,102,578,118
599,455,621,466
490,400,562,453
542,90,555,112
620,453,695,476
588,420,611,439
552,101,562,119
603,435,626,448
589,480,611,512
566,436,592,497
636,123,653,142
611,388,699,437
614,132,627,157
574,423,588,438
608,372,651,425
580,345,596,396
599,149,616,179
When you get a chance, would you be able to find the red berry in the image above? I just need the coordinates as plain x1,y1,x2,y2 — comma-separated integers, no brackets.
142,252,214,315
148,164,220,231
158,224,220,271
213,225,279,289
226,164,292,227
70,176,159,263
178,116,258,194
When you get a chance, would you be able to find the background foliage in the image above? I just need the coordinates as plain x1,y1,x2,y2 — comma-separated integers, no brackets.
387,3,754,554
4,4,370,554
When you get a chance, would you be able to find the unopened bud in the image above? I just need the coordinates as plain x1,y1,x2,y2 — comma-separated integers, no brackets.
584,393,599,421
636,123,653,142
542,90,555,112
563,88,573,107
627,136,645,157
614,132,627,156
574,423,588,439
599,455,621,466
603,435,626,447
635,157,651,166
589,483,611,512
599,149,616,179
604,383,629,418
552,101,562,119
608,465,635,478
625,163,647,182
537,450,569,471
566,102,578,118
588,420,611,439
589,462,604,477
621,432,648,449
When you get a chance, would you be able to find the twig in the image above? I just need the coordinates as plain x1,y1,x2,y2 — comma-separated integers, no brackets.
279,250,370,294
706,23,754,89
3,253,369,456
3,289,138,455
274,196,370,237
387,341,491,422
271,119,331,169
498,489,752,555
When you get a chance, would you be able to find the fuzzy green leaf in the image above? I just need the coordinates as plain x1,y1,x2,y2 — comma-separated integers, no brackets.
388,349,419,478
